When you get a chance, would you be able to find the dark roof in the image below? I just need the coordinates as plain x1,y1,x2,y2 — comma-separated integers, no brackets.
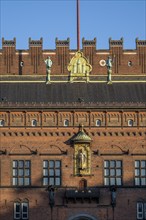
0,82,146,109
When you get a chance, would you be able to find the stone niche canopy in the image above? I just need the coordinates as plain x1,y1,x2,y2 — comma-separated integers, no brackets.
72,125,92,176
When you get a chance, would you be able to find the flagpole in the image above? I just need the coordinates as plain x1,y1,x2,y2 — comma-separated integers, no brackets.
77,0,80,50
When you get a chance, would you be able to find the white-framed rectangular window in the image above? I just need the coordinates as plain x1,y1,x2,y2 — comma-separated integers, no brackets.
14,202,21,219
128,119,133,126
104,160,122,186
135,160,146,186
43,160,61,186
64,119,69,127
0,119,5,126
31,119,37,127
96,119,101,127
12,160,31,186
137,202,146,219
14,202,28,220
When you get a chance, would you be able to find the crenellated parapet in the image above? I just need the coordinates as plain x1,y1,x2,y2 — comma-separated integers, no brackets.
0,38,146,76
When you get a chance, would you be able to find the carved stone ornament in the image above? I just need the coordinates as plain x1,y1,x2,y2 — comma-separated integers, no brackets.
67,51,92,82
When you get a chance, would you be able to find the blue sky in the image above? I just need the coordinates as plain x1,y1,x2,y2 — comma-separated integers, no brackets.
0,0,146,50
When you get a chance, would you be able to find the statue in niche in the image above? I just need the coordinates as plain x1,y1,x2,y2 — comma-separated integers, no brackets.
44,56,52,83
78,149,87,170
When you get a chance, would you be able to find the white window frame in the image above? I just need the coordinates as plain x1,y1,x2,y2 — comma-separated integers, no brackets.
14,202,21,219
128,119,133,126
0,119,4,126
31,119,37,127
137,202,146,220
22,202,29,219
64,119,69,127
14,202,28,220
96,119,101,127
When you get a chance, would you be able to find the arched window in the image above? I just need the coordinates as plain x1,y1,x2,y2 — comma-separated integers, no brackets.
96,119,101,127
0,119,5,126
31,119,37,127
64,119,69,127
79,179,87,189
128,119,133,127
14,200,29,220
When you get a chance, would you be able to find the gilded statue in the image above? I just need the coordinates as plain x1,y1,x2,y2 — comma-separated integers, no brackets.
67,51,92,82
78,149,87,170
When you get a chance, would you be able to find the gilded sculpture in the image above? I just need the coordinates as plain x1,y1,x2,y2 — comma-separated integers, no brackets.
67,51,92,82
72,124,91,176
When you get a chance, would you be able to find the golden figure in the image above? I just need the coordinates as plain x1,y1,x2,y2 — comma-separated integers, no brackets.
67,51,92,82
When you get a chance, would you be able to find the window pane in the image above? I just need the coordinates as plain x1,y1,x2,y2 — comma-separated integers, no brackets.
25,161,30,168
55,177,61,186
15,202,21,219
104,161,109,168
16,213,21,219
13,169,18,176
135,161,140,168
64,119,69,126
141,178,146,186
116,169,121,176
49,177,54,185
135,169,140,176
104,178,109,186
43,178,48,186
49,161,54,168
13,161,18,168
25,169,30,176
110,161,115,168
25,178,30,185
18,169,24,176
19,178,24,185
138,202,143,212
13,178,17,185
141,169,146,176
15,203,21,212
104,169,109,176
137,202,143,219
55,161,61,168
110,178,115,185
55,169,61,176
43,160,48,168
49,169,54,176
96,119,101,126
22,203,28,212
128,119,133,126
116,178,122,185
22,213,28,219
116,161,121,168
19,160,24,168
144,203,146,219
43,169,48,176
141,161,146,168
135,178,140,185
110,169,115,176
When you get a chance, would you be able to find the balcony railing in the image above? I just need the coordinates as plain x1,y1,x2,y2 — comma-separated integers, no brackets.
65,188,100,203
